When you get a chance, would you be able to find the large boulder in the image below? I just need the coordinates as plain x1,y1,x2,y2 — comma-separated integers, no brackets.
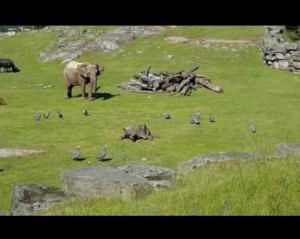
118,165,176,190
61,166,153,200
10,184,67,215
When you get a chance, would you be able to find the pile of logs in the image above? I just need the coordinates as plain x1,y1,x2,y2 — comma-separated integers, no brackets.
117,65,223,95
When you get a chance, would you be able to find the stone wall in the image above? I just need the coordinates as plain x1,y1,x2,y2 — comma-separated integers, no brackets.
261,26,300,72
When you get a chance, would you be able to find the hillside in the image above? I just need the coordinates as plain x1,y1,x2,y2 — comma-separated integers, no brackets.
0,26,299,215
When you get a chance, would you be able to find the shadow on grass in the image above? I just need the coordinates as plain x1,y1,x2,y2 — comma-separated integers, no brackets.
98,157,113,162
73,157,88,162
73,92,120,101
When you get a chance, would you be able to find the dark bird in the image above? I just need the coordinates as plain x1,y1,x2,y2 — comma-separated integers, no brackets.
57,110,63,119
44,110,50,119
83,108,89,116
97,145,107,161
209,113,215,123
249,122,256,133
34,112,41,121
71,146,81,161
162,112,171,119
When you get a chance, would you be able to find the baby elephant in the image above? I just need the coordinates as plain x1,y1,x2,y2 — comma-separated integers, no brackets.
121,124,153,142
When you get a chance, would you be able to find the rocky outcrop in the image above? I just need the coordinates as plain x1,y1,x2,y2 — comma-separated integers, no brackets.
261,26,300,72
10,184,67,215
178,151,257,174
39,26,166,63
61,166,154,200
118,165,176,190
0,148,44,158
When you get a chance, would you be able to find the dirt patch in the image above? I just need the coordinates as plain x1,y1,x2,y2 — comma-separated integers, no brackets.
0,148,44,158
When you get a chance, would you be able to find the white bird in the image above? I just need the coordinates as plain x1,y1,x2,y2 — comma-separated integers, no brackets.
97,145,107,161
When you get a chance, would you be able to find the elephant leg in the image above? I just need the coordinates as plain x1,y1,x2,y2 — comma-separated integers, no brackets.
87,83,95,101
65,84,74,98
92,79,97,93
81,84,87,99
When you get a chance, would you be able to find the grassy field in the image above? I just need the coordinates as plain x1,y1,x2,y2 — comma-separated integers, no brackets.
0,26,299,215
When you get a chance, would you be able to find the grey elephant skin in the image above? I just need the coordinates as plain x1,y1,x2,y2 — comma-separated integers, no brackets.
121,124,153,142
63,61,104,101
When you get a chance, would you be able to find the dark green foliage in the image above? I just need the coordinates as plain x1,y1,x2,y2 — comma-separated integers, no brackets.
284,25,300,42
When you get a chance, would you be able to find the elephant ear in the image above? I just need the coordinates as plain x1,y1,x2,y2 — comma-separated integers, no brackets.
95,64,104,76
77,64,89,78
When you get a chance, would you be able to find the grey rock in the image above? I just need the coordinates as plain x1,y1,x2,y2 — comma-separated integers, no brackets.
275,53,285,60
273,61,279,69
61,167,153,200
276,143,300,156
278,60,289,70
118,165,176,190
39,26,166,63
10,184,67,215
293,61,300,69
178,152,256,174
285,43,298,51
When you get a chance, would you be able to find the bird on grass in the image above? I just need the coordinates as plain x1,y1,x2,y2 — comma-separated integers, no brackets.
57,110,63,119
97,145,107,162
83,108,89,116
83,108,88,116
249,122,257,133
190,112,200,125
34,112,41,121
209,113,215,123
71,146,81,161
44,110,50,119
162,112,171,119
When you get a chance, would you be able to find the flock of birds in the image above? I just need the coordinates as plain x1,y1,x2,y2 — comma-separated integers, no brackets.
162,111,257,132
33,108,257,164
33,108,89,121
162,111,216,125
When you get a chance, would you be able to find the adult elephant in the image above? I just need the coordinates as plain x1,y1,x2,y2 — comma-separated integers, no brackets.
63,61,104,101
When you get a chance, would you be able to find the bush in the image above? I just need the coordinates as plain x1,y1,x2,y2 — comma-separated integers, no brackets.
285,25,300,42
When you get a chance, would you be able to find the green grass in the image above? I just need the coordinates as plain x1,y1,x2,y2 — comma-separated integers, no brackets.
0,26,300,215
41,157,300,215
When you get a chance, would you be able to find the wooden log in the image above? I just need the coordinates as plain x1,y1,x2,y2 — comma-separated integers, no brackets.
130,79,152,90
176,79,190,92
133,73,152,84
180,85,192,96
166,84,178,92
181,65,200,78
195,76,224,93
